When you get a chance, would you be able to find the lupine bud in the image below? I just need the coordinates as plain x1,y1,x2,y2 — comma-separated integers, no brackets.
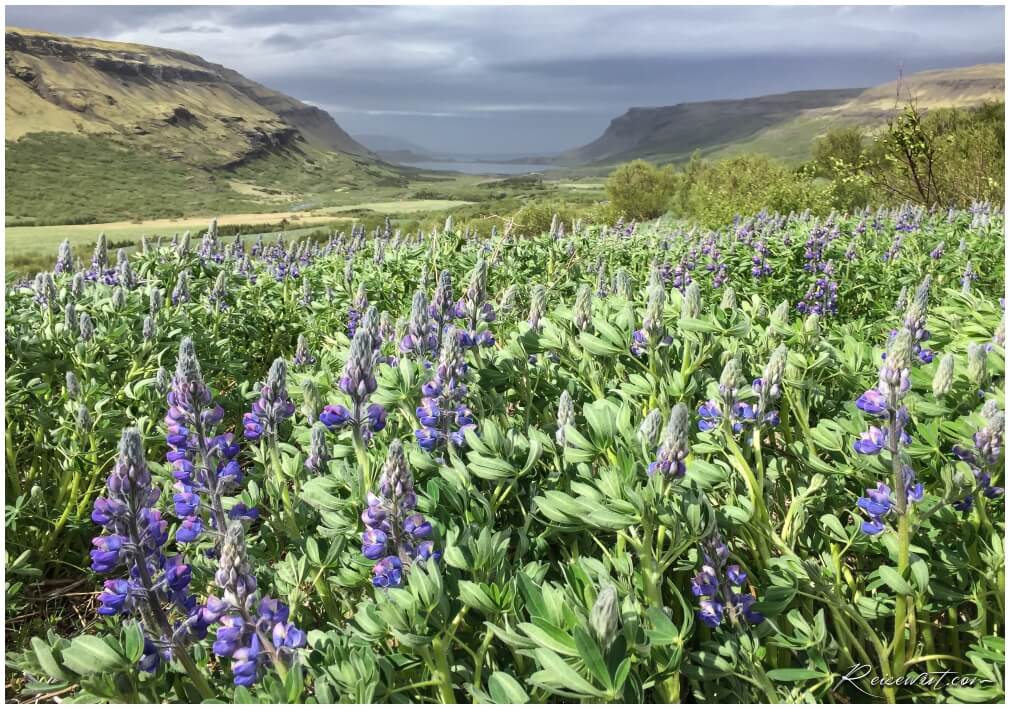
66,371,81,399
466,259,488,307
932,354,955,398
301,379,322,422
92,233,109,271
589,585,620,650
55,239,73,274
573,284,593,332
759,344,788,413
804,312,820,336
294,334,315,367
719,358,741,401
444,215,454,234
71,273,85,299
556,390,575,446
178,231,191,257
894,286,909,314
173,271,190,304
642,283,667,343
994,315,1005,347
528,284,546,331
142,316,156,342
215,521,256,608
33,272,57,306
612,269,632,299
79,312,94,342
306,422,330,472
149,287,164,316
76,404,93,433
116,250,136,289
772,299,789,323
967,343,987,386
155,366,170,395
499,285,518,314
682,282,702,320
720,287,737,311
112,287,126,310
638,409,663,448
886,328,913,373
981,398,1000,420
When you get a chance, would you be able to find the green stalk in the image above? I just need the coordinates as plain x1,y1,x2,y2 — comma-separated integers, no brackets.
429,636,457,703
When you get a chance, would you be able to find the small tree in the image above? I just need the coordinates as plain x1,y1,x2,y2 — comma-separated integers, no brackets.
605,160,676,221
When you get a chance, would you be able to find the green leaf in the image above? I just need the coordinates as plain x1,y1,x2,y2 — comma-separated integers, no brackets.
30,637,67,682
488,671,530,704
61,635,128,675
878,566,914,596
530,648,606,698
766,668,825,682
573,626,612,691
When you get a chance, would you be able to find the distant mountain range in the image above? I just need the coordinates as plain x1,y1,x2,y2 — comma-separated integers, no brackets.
558,64,1005,166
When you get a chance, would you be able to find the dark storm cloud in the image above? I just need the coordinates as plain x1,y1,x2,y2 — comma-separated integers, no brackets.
5,5,1004,154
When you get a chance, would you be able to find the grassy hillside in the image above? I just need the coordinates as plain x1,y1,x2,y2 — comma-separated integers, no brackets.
563,64,1005,166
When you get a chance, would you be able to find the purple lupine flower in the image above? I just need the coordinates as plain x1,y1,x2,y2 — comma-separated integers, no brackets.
930,241,945,259
951,408,1005,511
690,532,763,628
209,522,306,686
90,429,202,671
631,283,671,356
54,239,73,274
243,358,296,442
320,307,388,439
208,271,228,311
294,334,316,367
414,326,475,455
648,403,690,478
362,440,440,588
400,289,437,358
455,259,496,348
165,338,253,543
856,467,924,535
305,422,330,472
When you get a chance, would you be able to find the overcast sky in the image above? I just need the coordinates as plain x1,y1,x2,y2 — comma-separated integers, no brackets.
6,4,1005,155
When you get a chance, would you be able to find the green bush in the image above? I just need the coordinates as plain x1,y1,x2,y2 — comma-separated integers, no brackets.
676,155,834,227
604,160,677,221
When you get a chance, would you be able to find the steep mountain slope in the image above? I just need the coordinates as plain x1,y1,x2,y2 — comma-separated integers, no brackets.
563,64,1005,166
5,27,401,224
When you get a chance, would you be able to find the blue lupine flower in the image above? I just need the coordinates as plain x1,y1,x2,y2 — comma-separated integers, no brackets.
414,327,475,455
856,468,924,535
243,358,296,442
648,404,690,478
361,440,439,587
690,532,763,629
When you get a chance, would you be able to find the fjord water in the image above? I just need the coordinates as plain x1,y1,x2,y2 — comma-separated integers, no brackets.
403,160,558,175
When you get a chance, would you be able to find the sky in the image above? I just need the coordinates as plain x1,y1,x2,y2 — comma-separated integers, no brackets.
6,4,1005,156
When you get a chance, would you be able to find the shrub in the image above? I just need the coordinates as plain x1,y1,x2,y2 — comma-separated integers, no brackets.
604,160,677,221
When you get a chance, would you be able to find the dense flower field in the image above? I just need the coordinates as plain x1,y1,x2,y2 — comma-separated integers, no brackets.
5,206,1005,703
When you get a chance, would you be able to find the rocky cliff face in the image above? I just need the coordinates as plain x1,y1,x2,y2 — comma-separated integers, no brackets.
5,26,372,167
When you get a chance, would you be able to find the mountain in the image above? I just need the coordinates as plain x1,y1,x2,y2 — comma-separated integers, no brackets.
562,64,1005,166
6,27,403,224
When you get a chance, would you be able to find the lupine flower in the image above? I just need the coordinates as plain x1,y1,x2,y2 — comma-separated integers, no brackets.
209,522,306,686
631,283,671,356
612,269,632,300
111,287,126,310
648,403,690,478
930,241,945,259
208,271,228,311
961,260,975,293
149,287,164,316
172,271,191,305
116,249,137,289
690,532,763,628
294,334,316,367
856,467,924,535
76,404,93,433
361,440,440,588
32,272,57,307
456,259,496,348
429,270,456,345
555,390,575,446
143,316,156,342
320,309,388,439
166,338,253,543
91,429,203,671
70,273,85,299
243,358,296,442
951,409,1005,511
400,289,436,357
55,239,73,274
414,326,475,454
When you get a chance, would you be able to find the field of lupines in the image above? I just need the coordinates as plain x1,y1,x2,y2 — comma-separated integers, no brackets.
4,205,1005,703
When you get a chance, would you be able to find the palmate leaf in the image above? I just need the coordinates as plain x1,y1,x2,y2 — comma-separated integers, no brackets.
528,647,607,699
